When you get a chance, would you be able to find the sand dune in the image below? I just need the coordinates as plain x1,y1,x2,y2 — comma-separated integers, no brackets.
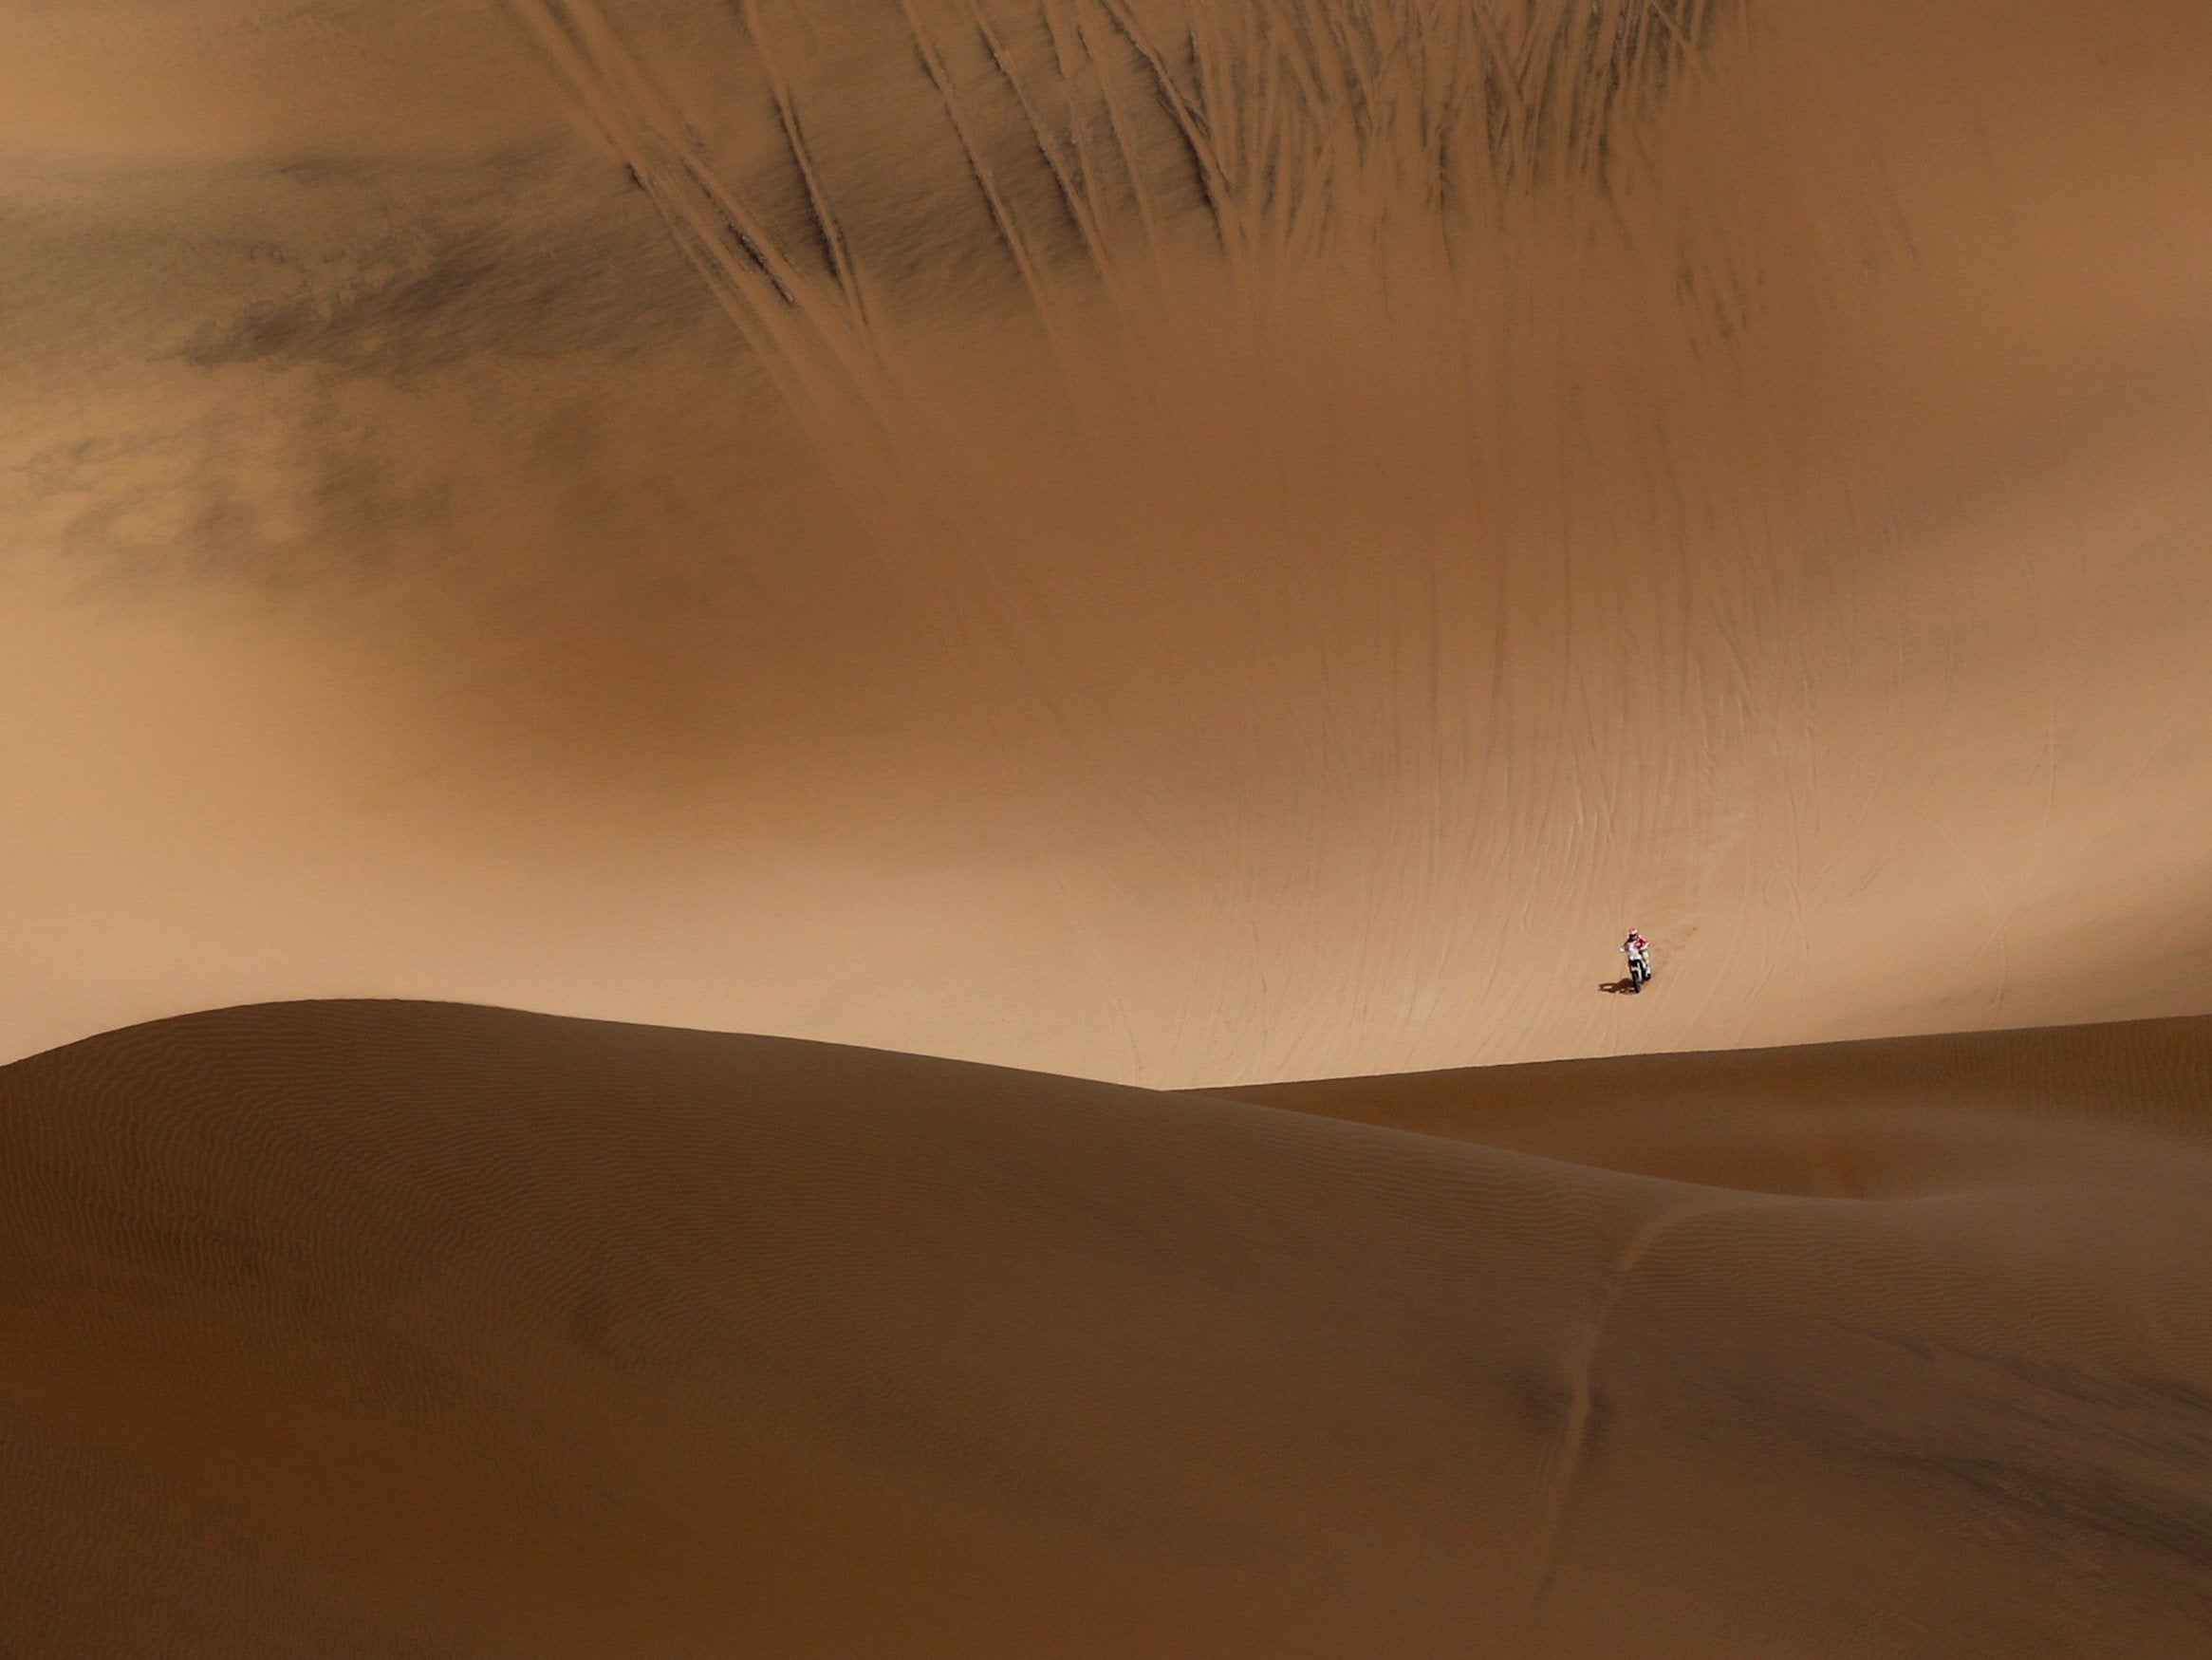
3,998,2209,1654
4,0,2211,1082
1218,1013,2212,1196
7,7,2212,1647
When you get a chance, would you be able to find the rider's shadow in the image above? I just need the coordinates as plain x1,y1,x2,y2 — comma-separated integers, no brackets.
1599,977,1643,995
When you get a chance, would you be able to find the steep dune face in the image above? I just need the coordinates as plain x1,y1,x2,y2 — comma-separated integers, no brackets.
3,999,2210,1654
4,0,2211,1083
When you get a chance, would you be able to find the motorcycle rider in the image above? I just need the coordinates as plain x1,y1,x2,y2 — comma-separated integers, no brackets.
1622,930,1652,982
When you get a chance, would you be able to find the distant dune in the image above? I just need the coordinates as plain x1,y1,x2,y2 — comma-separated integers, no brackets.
1218,1013,2212,1194
4,998,2208,1654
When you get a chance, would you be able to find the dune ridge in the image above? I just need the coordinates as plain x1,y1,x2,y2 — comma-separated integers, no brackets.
3,998,2208,1654
1218,1012,2212,1195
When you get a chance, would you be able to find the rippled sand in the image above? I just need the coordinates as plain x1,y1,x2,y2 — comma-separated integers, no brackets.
3,0,2209,1081
4,2,2210,1651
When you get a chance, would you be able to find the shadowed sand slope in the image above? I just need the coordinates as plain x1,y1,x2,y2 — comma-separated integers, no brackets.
4,1000,2210,1655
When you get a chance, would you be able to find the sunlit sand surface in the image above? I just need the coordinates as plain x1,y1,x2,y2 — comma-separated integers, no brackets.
4,0,2209,1081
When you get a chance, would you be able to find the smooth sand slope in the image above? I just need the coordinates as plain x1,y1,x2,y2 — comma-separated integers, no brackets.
4,998,2209,1655
1219,1013,2212,1197
5,0,2212,1083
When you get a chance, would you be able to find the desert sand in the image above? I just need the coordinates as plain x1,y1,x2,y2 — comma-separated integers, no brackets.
5,0,2212,1652
3,0,2209,1084
2,998,2209,1655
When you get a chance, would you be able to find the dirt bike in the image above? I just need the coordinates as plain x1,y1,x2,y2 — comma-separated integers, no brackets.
1625,948,1652,991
